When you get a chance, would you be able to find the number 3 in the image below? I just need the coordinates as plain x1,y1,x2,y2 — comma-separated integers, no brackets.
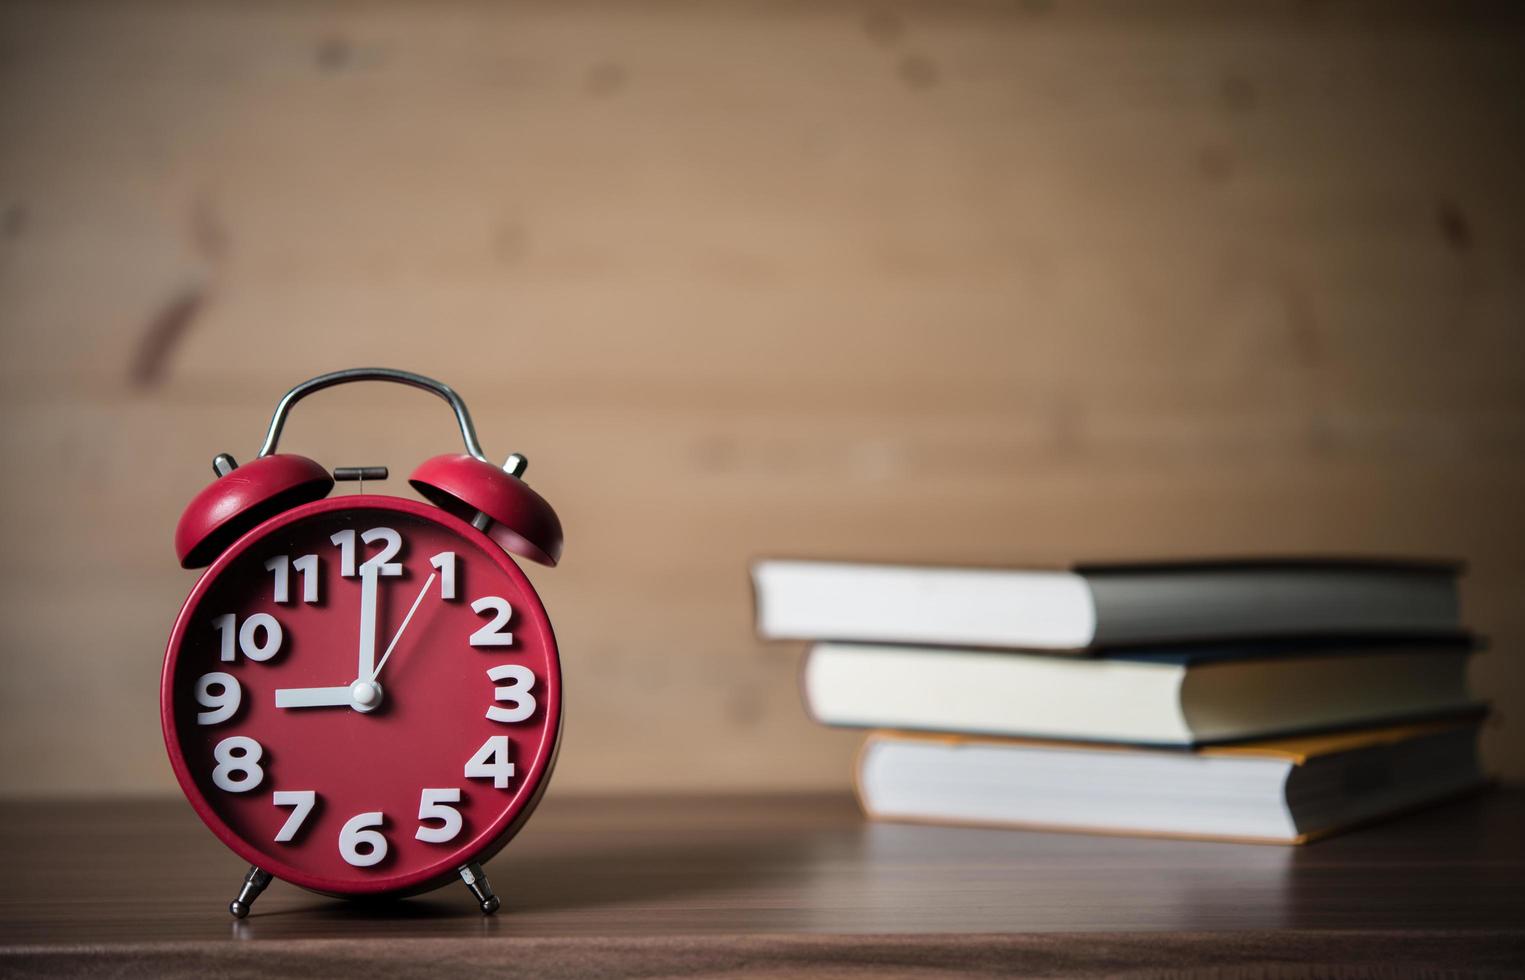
486,665,536,722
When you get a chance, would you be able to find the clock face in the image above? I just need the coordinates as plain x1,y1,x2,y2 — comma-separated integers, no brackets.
162,495,561,897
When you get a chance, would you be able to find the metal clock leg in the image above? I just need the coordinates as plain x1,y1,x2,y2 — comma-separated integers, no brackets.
228,865,273,918
459,862,500,914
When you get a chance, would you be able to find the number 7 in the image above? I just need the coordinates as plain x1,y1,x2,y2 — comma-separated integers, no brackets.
273,790,318,843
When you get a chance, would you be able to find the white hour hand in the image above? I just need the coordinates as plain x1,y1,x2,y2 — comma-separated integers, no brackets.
275,686,354,709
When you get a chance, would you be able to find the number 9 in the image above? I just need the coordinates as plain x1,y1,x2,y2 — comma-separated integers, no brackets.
195,672,242,726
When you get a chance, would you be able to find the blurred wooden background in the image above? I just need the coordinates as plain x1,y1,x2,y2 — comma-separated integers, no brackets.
1,0,1522,797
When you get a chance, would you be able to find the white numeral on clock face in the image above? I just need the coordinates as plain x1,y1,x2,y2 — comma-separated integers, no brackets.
265,554,320,604
273,790,317,842
213,612,283,663
469,597,514,646
339,811,388,867
486,665,537,723
292,554,320,602
361,527,403,576
331,529,357,577
415,788,463,843
331,527,404,578
430,552,458,601
194,672,242,725
212,736,264,793
464,735,515,789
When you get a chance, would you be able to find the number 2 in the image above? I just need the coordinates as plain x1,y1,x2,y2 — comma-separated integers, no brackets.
469,597,513,646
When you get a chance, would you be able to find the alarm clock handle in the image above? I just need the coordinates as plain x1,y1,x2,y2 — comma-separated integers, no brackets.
257,367,491,462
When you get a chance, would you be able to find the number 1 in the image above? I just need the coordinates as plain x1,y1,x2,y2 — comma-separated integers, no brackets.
430,552,457,601
266,554,320,603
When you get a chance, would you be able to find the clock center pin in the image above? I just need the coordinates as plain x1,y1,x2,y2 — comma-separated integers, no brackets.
350,679,383,712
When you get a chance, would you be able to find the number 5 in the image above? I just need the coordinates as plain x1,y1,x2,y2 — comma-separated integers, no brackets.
415,788,463,843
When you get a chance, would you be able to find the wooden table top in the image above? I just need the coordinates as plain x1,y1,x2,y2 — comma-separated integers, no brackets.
2,790,1522,976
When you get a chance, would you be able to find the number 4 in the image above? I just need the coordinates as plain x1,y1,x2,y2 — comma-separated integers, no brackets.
464,735,515,789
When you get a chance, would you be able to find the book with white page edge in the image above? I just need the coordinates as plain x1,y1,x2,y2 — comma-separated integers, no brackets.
802,639,1481,746
752,557,1463,652
854,721,1489,844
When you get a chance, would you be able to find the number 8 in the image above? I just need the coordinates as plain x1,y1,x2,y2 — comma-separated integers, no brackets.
212,736,264,793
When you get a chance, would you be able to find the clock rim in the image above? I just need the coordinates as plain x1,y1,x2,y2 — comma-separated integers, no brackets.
160,493,563,899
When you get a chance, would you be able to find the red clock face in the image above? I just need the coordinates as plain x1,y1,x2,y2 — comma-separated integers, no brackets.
162,495,561,897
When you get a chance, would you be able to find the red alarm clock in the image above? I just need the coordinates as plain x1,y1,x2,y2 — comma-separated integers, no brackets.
161,368,564,918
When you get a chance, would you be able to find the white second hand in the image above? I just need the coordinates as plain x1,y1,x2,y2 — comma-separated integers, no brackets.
369,572,437,682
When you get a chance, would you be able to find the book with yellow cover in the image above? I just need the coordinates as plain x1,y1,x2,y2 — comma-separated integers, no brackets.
855,720,1487,844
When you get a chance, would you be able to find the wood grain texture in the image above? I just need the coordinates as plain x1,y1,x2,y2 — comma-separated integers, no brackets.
1,0,1524,796
6,934,1525,980
1,792,1522,975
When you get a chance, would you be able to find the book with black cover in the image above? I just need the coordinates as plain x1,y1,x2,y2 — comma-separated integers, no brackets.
753,557,1463,652
803,638,1481,746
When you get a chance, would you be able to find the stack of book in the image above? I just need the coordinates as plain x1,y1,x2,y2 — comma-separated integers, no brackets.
752,558,1488,843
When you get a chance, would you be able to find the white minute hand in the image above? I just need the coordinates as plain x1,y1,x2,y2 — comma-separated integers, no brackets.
370,572,437,682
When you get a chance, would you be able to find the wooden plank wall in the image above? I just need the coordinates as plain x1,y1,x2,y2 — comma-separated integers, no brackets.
1,0,1522,796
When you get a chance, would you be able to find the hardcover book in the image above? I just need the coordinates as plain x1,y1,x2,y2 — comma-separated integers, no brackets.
855,721,1488,843
803,638,1480,746
753,558,1462,652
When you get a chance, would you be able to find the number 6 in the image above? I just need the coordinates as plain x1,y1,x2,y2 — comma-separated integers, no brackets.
339,811,388,867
